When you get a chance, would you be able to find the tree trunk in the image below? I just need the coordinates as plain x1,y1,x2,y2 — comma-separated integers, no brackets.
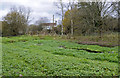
71,19,73,36
61,0,64,36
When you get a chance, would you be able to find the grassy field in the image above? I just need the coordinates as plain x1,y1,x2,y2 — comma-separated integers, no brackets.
2,35,119,76
0,37,2,77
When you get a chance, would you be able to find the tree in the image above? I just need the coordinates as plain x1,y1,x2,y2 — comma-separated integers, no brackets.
53,25,62,35
35,17,49,31
55,0,118,36
28,24,38,35
10,6,32,24
55,0,77,35
67,0,76,36
2,6,31,36
2,11,27,36
76,1,117,36
54,0,66,35
62,10,71,34
10,6,32,34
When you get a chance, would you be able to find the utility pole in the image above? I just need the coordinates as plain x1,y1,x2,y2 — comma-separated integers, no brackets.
52,15,55,34
53,15,54,26
60,0,64,35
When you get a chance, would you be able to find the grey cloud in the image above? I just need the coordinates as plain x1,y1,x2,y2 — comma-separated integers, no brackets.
0,0,61,24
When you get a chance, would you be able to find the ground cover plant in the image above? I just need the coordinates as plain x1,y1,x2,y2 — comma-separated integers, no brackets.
2,35,119,76
0,37,2,77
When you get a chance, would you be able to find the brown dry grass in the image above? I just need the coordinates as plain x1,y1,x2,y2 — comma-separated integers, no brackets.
55,32,119,47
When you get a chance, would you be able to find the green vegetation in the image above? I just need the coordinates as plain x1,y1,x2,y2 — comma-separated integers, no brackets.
2,35,118,76
59,32,118,47
0,37,2,76
61,2,118,36
1,1,119,77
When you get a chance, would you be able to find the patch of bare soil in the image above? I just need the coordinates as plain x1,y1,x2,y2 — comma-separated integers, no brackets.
18,39,28,42
40,37,45,39
58,45,66,49
76,41,118,47
33,37,45,40
35,43,43,46
7,40,16,43
58,45,103,53
58,45,115,53
74,48,103,53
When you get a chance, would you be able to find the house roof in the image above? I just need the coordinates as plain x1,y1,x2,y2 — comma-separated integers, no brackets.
41,23,56,26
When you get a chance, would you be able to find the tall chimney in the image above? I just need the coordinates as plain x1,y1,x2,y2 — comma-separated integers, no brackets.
55,21,57,26
53,15,54,27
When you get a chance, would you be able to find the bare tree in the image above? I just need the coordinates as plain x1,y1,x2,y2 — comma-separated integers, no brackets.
54,0,77,35
54,0,67,35
68,0,76,36
76,1,117,36
2,6,32,36
10,6,32,24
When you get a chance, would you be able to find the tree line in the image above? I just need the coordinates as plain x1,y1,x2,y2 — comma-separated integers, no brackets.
1,1,119,37
55,0,119,37
2,6,49,36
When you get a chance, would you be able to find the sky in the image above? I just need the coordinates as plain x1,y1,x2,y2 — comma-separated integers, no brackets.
0,0,118,24
0,0,64,24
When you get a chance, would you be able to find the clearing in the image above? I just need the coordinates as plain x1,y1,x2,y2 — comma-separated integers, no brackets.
2,35,119,76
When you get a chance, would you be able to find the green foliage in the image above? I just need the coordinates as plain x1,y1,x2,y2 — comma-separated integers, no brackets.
2,11,27,36
62,2,118,36
2,6,32,37
53,25,62,35
2,35,118,76
0,37,2,76
62,10,71,34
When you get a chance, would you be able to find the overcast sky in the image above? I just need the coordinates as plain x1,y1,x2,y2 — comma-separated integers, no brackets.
0,0,118,24
0,0,64,24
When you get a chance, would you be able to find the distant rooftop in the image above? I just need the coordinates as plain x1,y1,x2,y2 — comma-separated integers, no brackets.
41,23,56,26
